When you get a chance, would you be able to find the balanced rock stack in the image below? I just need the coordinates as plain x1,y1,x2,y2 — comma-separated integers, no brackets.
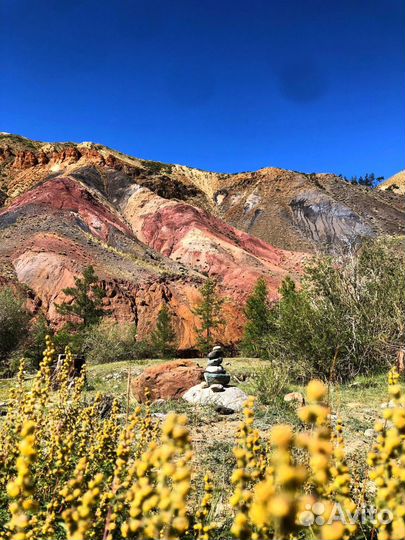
204,346,230,388
183,345,248,412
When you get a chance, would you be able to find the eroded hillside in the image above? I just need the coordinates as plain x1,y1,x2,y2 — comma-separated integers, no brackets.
1,133,403,349
0,134,311,350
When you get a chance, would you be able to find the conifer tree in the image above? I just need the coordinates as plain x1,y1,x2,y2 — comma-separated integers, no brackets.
193,278,224,355
241,277,272,357
151,304,177,358
56,265,106,327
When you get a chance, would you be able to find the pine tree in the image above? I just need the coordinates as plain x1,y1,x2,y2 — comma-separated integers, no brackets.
193,278,224,355
56,266,106,327
241,277,272,357
151,304,177,358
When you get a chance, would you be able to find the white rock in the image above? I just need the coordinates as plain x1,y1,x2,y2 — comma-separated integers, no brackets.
215,193,226,205
283,392,305,406
183,383,248,412
364,429,375,438
380,400,396,409
243,192,261,213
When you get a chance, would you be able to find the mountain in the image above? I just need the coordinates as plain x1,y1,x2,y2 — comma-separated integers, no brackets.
1,133,404,350
378,170,405,195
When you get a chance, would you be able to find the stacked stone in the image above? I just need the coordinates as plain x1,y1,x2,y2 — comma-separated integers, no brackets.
204,346,230,388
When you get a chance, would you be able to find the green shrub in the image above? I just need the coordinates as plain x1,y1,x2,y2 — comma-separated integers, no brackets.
150,305,177,358
0,288,30,373
23,315,52,370
80,319,149,363
240,278,272,357
250,363,290,405
261,237,405,381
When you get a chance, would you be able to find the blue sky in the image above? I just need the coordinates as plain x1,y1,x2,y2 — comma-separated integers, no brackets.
1,0,404,178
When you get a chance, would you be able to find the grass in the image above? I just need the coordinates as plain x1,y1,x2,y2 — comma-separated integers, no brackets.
0,358,393,463
0,356,396,534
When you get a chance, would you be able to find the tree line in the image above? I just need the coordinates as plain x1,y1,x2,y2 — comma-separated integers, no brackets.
339,172,384,187
1,236,403,381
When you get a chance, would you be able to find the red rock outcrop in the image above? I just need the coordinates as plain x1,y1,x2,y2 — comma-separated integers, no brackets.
51,147,81,165
105,154,116,167
0,145,14,163
131,360,204,402
80,148,105,165
37,151,49,165
13,151,38,169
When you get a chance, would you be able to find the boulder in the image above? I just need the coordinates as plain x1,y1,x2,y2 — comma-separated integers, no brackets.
284,392,305,407
131,360,204,402
183,383,249,413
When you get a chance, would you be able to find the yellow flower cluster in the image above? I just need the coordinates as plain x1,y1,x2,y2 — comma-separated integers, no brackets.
121,412,192,539
368,367,405,540
230,396,266,539
194,472,217,540
244,380,357,540
0,337,165,539
0,336,404,540
249,423,307,540
5,421,38,540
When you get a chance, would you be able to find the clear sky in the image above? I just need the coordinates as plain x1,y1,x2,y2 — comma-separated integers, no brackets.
1,0,404,179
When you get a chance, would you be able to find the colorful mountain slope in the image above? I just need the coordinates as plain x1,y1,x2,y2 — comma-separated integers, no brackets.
1,134,403,350
0,134,314,350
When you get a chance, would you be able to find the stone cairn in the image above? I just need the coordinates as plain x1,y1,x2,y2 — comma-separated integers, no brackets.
204,345,230,390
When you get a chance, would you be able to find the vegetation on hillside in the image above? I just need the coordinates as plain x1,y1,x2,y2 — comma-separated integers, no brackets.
193,278,225,355
243,238,405,382
55,265,106,328
0,238,403,380
0,289,30,376
150,305,177,359
341,172,384,187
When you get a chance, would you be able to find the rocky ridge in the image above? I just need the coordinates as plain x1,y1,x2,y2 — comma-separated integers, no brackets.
378,170,405,195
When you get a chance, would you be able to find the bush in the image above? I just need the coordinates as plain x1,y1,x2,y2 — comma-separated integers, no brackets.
23,315,53,371
250,363,290,405
262,238,405,381
0,288,30,373
80,319,149,363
